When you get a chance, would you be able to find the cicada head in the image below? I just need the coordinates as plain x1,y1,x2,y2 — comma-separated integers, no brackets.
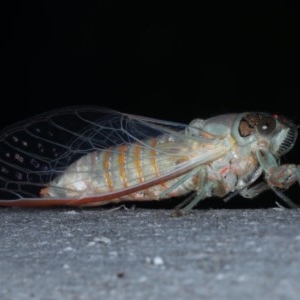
231,112,298,158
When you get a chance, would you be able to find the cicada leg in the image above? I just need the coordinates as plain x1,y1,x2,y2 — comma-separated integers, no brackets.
174,167,214,214
158,168,201,199
256,149,300,208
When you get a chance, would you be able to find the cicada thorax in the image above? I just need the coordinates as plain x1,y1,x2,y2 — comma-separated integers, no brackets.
40,134,200,202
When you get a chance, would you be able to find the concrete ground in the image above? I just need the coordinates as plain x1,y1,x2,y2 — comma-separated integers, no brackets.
1,204,300,300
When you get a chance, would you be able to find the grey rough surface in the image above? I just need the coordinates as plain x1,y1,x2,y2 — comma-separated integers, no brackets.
1,206,300,300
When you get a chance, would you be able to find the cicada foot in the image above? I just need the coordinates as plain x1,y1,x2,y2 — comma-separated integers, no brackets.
171,193,196,217
172,208,188,218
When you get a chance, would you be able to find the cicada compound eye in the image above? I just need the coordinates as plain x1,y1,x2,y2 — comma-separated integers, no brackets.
257,116,276,136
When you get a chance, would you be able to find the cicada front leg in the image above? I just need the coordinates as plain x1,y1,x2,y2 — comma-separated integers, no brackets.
265,164,300,208
257,150,300,208
257,149,300,189
266,164,300,190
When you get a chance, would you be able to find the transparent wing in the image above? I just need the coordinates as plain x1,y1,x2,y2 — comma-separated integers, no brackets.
0,106,227,205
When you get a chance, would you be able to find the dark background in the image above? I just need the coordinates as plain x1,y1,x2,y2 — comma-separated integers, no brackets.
2,2,300,207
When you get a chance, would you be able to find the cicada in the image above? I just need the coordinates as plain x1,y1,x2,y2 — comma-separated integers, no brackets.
0,106,299,210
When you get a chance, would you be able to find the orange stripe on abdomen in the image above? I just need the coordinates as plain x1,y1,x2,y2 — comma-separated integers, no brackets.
149,138,167,188
103,149,113,191
134,144,144,183
118,145,128,187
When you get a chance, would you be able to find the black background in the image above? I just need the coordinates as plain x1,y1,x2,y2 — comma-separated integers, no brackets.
2,2,300,207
